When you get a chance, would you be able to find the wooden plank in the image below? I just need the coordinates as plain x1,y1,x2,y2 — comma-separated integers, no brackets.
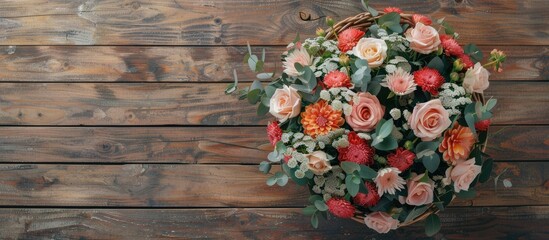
1,45,546,82
0,162,546,207
0,0,547,45
0,206,547,239
0,82,546,125
0,126,546,164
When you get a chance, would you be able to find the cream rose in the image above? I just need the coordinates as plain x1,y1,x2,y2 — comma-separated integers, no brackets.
346,93,385,132
408,99,451,141
269,85,301,123
405,173,435,206
352,38,388,68
364,211,399,234
449,158,482,192
463,62,490,94
306,151,332,175
405,22,441,54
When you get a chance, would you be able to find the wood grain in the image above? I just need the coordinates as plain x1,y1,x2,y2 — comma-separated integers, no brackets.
0,0,547,45
0,82,546,125
1,45,546,82
0,126,546,164
0,206,547,239
0,163,546,207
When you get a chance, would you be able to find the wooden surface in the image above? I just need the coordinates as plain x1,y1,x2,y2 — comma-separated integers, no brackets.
0,0,547,239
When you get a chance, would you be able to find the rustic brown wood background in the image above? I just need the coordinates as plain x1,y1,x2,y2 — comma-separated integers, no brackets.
0,0,547,239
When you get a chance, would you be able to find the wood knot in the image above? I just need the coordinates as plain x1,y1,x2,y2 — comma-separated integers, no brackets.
299,11,323,21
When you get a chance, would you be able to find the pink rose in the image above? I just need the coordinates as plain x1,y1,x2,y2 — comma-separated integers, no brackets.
346,93,385,132
364,211,399,234
405,173,435,206
269,85,301,123
306,151,332,175
449,158,482,192
408,99,451,141
463,62,490,94
405,22,441,54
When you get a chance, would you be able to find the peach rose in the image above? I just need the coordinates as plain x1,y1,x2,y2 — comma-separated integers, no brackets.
408,99,452,141
405,173,435,206
449,158,481,193
346,93,385,132
306,151,332,175
405,22,441,54
364,211,399,234
352,38,388,68
463,62,490,94
269,85,301,123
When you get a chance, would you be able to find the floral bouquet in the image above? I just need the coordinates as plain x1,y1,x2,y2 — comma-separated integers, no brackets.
226,4,505,236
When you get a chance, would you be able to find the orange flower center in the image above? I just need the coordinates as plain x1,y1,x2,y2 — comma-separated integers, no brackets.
316,116,328,127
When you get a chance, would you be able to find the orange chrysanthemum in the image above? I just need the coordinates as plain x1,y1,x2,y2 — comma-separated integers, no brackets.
439,124,476,165
301,100,344,138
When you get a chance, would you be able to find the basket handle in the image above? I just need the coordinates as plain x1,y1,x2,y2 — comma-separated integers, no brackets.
325,12,415,40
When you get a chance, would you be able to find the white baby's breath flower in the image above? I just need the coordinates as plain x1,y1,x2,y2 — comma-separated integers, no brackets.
295,170,305,179
385,64,397,73
357,133,372,140
329,88,341,95
331,100,343,111
303,136,313,141
299,162,309,172
287,158,298,168
323,194,332,201
403,109,411,120
402,123,410,130
389,108,401,120
343,104,353,116
281,133,292,143
320,90,331,101
391,127,403,140
293,132,304,140
318,141,326,149
312,185,322,194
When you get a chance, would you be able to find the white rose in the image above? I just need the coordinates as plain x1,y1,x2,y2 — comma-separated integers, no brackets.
269,85,301,123
463,62,490,94
352,38,388,68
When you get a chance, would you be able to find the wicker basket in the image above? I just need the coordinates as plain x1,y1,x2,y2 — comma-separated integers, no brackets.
324,11,488,228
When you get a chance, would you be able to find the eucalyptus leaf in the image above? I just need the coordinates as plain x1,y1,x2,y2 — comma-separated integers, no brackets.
259,161,271,174
309,195,323,203
427,57,445,73
266,176,277,186
465,113,477,136
456,188,477,199
341,161,360,174
404,205,430,222
359,165,377,179
422,154,440,173
378,119,394,139
267,151,281,162
373,136,398,151
250,80,263,91
247,55,259,72
314,200,329,212
257,72,274,80
345,175,359,197
303,205,317,215
311,212,319,228
425,214,441,237
247,89,261,104
464,44,483,62
276,174,289,186
485,98,497,111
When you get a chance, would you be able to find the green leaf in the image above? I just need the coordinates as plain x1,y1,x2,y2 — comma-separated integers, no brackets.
373,136,398,151
359,165,377,179
434,201,445,211
257,100,269,116
259,161,271,174
341,161,360,174
275,141,287,154
309,195,323,203
267,151,282,162
224,69,239,94
314,200,328,212
485,98,497,111
247,89,261,104
425,214,441,237
404,205,430,222
311,212,319,228
441,21,454,35
282,163,308,186
256,72,273,80
427,57,444,73
255,60,264,72
379,13,400,28
261,48,266,62
456,188,477,199
479,158,493,183
422,154,440,173
276,174,289,186
464,44,483,62
378,119,394,139
303,205,317,215
246,41,253,56
247,55,259,72
294,62,304,74
266,176,277,186
345,175,359,197
465,113,477,136
250,80,262,91
368,6,379,17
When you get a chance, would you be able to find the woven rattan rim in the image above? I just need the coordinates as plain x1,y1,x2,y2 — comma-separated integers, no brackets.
323,11,488,227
